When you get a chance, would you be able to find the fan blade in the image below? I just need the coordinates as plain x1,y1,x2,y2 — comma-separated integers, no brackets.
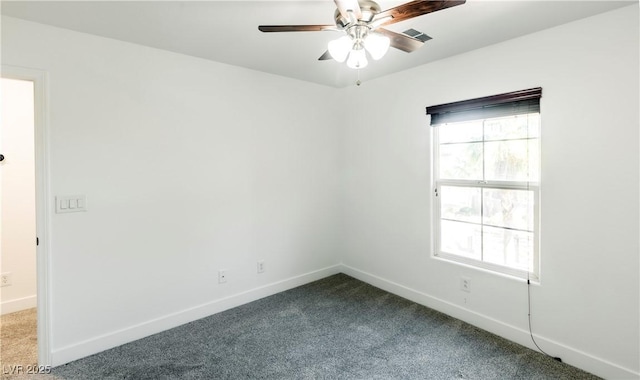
259,25,336,32
334,0,362,21
374,0,465,27
318,51,333,61
377,28,424,53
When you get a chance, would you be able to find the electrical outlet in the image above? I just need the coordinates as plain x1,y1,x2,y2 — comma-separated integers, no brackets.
1,273,12,287
257,260,265,274
460,276,471,293
218,270,228,284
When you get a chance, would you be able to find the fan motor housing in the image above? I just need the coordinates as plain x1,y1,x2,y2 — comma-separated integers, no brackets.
334,0,381,29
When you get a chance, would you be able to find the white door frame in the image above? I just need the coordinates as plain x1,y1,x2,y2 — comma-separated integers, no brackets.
2,64,52,366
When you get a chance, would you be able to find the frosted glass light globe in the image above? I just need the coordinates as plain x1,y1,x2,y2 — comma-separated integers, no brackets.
347,48,368,69
364,33,390,60
328,36,352,63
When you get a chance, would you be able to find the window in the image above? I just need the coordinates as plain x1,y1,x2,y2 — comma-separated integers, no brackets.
427,88,541,279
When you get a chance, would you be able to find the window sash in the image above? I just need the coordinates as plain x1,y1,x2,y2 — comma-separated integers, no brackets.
434,182,540,280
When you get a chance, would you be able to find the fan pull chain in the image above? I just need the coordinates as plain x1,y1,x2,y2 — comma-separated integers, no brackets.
356,68,362,86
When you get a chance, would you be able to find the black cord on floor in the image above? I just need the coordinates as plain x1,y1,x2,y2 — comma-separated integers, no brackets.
527,278,562,362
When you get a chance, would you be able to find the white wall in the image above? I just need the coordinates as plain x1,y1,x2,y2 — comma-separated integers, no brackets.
341,5,639,379
0,78,37,314
2,16,344,364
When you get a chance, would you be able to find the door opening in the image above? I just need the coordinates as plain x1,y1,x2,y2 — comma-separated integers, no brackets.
1,77,38,367
1,66,50,367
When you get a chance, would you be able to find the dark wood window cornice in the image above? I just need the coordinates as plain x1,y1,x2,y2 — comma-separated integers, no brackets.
426,87,542,125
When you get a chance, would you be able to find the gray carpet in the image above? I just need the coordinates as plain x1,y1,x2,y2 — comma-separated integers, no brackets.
52,274,599,379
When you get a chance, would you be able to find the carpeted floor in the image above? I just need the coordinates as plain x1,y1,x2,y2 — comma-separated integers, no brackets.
0,308,38,367
0,308,60,380
49,274,599,379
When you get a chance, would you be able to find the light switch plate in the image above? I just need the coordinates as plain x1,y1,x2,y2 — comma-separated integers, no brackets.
56,195,87,213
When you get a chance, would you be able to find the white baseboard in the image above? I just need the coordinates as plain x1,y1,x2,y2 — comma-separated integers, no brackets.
1,295,37,315
51,264,341,367
339,264,639,380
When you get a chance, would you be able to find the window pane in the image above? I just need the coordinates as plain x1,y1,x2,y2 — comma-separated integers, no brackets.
439,142,482,180
439,120,483,143
484,113,539,141
484,139,539,181
483,189,534,231
482,226,533,271
440,220,481,260
441,186,481,224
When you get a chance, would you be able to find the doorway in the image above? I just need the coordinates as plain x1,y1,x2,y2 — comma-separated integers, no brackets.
1,66,51,368
1,76,38,368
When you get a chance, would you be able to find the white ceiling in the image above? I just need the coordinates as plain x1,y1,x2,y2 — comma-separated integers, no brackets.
1,0,633,87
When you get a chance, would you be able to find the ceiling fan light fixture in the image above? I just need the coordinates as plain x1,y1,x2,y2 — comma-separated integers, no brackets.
328,35,353,63
364,33,390,60
259,0,468,75
347,47,368,69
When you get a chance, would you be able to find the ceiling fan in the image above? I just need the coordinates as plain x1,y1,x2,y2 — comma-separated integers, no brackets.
259,0,466,69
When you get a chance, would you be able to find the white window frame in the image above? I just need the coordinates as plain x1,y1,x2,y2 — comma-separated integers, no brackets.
428,87,542,281
432,121,540,280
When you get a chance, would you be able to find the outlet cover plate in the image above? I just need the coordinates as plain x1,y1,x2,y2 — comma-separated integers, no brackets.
1,273,12,287
218,270,228,284
460,276,471,293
